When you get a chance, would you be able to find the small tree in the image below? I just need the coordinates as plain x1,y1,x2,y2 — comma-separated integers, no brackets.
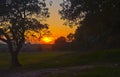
0,0,49,67
52,36,68,51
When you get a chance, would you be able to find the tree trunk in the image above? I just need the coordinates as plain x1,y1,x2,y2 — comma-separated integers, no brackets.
11,52,22,67
8,43,22,68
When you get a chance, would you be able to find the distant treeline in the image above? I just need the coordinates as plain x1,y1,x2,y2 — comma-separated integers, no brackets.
0,44,42,52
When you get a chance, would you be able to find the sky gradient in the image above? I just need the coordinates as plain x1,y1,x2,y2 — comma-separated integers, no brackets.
39,0,76,44
0,0,77,44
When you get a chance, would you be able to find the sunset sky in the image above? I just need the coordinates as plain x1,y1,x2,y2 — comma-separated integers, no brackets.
34,0,77,44
0,0,77,44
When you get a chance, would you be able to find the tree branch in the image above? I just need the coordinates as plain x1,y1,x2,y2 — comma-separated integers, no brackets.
0,37,7,43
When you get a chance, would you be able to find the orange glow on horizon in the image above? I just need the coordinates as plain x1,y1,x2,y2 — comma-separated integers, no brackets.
41,37,54,44
26,0,77,44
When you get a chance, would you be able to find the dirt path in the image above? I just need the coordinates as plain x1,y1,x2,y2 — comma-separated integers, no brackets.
1,64,116,77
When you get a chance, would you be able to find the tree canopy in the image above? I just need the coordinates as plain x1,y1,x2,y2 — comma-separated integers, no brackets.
52,36,69,51
60,0,120,23
0,0,49,67
60,0,120,51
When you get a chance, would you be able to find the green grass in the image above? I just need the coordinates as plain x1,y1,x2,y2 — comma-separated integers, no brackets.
47,66,120,77
0,52,11,69
19,52,66,69
0,49,120,77
27,49,120,69
0,49,120,70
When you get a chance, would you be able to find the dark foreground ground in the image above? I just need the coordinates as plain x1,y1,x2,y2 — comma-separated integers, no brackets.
0,49,120,77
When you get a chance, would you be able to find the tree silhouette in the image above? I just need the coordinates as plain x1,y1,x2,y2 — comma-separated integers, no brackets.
52,36,68,51
60,0,120,50
55,36,66,44
0,0,49,67
67,33,74,42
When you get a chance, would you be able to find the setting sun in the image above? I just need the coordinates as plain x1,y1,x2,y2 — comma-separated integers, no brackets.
41,37,53,43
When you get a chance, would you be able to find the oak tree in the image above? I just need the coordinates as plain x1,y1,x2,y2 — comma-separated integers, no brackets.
0,0,49,67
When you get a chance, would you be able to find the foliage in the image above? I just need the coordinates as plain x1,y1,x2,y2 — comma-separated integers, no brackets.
0,0,49,66
52,36,69,51
60,0,120,25
67,33,74,42
55,36,66,44
60,0,120,51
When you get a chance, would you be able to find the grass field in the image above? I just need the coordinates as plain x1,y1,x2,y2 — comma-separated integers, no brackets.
0,49,120,77
47,66,120,77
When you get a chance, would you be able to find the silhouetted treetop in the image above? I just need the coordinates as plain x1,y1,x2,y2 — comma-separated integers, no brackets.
0,0,49,67
60,0,120,26
60,0,120,51
52,36,69,51
55,36,66,44
67,33,74,42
